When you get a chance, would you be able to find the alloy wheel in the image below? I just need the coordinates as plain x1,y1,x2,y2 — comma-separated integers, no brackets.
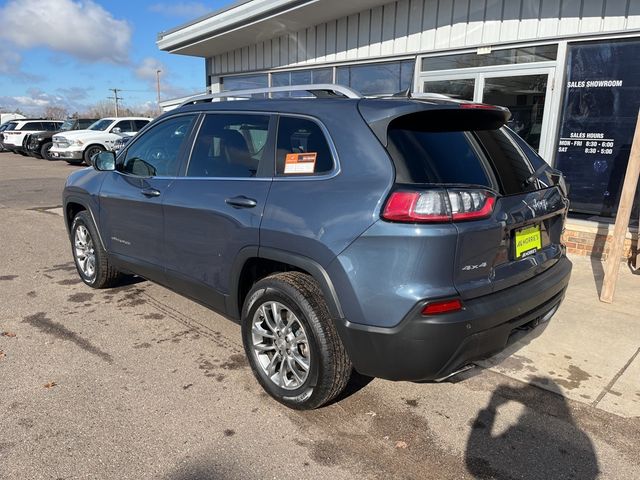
74,225,96,279
251,301,310,390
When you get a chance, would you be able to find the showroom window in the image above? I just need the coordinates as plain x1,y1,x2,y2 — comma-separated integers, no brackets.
221,74,269,96
421,45,558,71
271,68,333,97
336,60,414,96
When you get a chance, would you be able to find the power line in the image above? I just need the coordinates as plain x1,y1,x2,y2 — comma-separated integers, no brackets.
107,88,123,117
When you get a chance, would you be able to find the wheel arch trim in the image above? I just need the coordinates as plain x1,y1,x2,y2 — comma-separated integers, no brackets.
63,196,107,252
228,247,344,321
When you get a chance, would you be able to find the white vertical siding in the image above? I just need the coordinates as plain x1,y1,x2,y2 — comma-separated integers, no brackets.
211,0,640,75
369,6,383,56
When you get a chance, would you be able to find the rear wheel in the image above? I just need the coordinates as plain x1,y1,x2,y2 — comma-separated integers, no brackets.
71,211,123,288
241,272,351,410
40,142,54,160
83,145,104,165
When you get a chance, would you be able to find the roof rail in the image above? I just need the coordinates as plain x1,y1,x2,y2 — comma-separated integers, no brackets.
179,84,362,107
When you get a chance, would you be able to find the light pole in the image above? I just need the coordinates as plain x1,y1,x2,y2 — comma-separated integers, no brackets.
156,69,162,110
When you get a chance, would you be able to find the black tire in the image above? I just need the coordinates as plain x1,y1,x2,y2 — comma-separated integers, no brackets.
241,272,352,410
70,211,123,288
83,145,104,166
40,142,54,161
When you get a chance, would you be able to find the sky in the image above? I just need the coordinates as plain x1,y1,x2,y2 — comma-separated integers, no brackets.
0,0,234,116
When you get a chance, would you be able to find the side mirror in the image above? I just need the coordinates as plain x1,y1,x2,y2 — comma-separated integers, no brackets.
93,150,116,171
112,127,121,134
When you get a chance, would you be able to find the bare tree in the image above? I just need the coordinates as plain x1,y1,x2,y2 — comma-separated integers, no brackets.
43,106,69,120
85,100,115,119
80,100,158,119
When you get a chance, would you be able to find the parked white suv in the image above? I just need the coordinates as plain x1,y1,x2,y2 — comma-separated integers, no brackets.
50,117,151,165
1,119,63,154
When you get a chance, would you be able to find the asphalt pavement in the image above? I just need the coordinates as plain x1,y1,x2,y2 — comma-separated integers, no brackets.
1,152,639,479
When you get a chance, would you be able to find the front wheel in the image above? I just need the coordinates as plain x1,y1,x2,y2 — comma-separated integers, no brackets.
40,142,54,160
71,211,123,288
83,145,104,166
241,272,352,410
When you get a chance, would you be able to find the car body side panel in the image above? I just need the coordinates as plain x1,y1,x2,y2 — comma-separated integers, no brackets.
97,172,171,283
327,220,460,329
162,178,272,311
62,168,108,245
259,105,394,270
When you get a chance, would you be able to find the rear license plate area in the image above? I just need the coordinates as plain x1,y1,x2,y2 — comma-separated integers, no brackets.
514,224,542,259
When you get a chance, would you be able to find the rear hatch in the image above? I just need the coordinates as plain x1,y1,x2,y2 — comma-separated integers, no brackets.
367,102,569,301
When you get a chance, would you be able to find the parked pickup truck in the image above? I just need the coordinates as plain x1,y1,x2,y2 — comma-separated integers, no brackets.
26,118,98,160
50,117,151,165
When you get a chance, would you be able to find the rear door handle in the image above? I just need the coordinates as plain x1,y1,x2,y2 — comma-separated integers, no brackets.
141,188,161,198
225,196,257,208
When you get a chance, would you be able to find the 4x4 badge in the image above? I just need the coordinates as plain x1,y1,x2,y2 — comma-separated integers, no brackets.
462,262,487,271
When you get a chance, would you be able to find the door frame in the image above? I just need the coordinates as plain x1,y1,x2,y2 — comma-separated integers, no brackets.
478,66,556,160
418,62,557,161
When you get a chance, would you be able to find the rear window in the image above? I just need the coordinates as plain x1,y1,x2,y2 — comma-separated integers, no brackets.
387,128,491,187
386,114,538,195
474,128,536,194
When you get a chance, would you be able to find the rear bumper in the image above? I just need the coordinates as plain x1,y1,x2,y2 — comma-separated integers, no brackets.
337,256,572,381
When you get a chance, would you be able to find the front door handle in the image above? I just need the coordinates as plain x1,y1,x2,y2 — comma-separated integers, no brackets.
225,195,257,208
141,187,161,198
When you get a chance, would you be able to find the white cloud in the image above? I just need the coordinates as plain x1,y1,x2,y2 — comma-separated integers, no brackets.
135,57,166,82
134,57,197,101
0,88,88,115
149,2,210,18
0,0,132,64
0,45,22,75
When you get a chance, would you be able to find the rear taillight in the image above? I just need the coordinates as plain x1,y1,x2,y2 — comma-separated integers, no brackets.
382,189,496,223
422,298,463,315
460,102,500,110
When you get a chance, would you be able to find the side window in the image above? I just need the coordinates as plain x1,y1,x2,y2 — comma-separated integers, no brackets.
276,116,334,176
186,114,270,178
21,122,41,131
133,120,150,131
113,120,134,133
121,115,197,177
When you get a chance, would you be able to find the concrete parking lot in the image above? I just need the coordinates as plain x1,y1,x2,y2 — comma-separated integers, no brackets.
1,152,639,479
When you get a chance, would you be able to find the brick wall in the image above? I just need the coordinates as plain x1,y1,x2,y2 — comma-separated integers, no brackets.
562,220,638,261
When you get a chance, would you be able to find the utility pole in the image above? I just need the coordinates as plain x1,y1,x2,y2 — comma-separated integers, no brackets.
156,70,162,110
108,88,122,117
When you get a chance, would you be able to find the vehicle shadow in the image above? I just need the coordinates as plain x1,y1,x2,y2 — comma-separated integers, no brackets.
465,377,599,480
328,370,375,405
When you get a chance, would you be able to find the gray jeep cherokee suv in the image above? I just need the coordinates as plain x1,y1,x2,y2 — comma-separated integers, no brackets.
63,85,571,409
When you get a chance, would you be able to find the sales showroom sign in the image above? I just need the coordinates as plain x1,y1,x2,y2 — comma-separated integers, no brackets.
555,38,640,217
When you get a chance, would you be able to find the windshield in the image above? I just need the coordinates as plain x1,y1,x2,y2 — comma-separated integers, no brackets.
88,119,113,131
60,119,75,131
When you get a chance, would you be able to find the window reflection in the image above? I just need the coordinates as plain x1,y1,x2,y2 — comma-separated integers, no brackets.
336,60,414,95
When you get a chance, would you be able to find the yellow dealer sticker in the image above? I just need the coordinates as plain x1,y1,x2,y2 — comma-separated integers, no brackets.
515,224,542,259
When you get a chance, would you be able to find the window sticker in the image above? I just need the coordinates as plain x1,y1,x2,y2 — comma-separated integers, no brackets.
284,152,317,174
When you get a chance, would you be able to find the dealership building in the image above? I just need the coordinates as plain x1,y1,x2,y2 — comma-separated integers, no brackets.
158,0,640,257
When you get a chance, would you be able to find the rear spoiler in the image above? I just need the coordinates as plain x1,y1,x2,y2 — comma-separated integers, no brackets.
358,99,511,146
